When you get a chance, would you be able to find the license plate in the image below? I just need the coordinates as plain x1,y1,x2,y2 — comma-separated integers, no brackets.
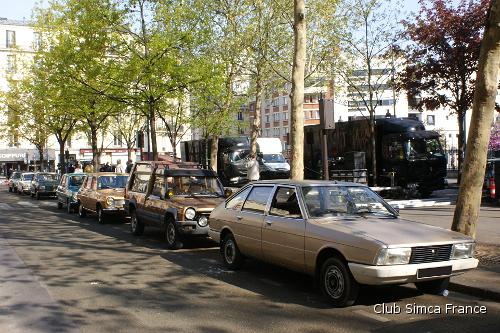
417,266,452,279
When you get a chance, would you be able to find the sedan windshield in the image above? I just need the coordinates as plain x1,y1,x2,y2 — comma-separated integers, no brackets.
22,174,34,181
167,176,223,196
302,186,396,218
38,173,58,181
261,153,286,163
97,175,128,189
68,175,85,187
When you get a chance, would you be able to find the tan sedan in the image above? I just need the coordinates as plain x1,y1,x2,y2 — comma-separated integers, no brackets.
77,173,129,224
208,180,478,307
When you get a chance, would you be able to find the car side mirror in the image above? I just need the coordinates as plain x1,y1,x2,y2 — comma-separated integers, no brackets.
224,188,233,198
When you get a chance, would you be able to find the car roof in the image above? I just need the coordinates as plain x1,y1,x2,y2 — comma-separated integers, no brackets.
249,179,367,187
87,172,129,176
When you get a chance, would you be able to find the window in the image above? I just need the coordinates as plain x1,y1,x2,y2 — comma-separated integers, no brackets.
237,111,244,121
283,112,288,120
33,32,41,50
6,30,16,48
313,110,320,119
131,173,150,193
226,187,251,210
265,115,270,123
284,127,290,135
270,187,302,218
273,127,280,136
282,96,287,105
114,133,123,146
242,186,273,214
265,129,271,137
151,175,165,197
383,140,405,161
427,115,435,125
273,113,280,121
7,55,16,73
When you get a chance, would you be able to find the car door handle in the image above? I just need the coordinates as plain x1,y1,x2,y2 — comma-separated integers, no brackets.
236,215,242,220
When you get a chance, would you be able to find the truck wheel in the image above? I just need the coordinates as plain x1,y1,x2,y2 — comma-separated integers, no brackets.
415,277,449,295
220,233,244,270
165,219,182,250
130,210,144,236
97,206,106,224
57,201,63,209
78,203,87,218
319,257,359,307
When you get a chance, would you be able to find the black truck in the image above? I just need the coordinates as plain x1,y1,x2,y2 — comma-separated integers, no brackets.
304,117,447,196
181,137,290,186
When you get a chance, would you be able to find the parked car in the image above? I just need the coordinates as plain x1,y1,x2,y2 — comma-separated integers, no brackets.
125,161,229,249
56,173,86,213
208,180,478,307
30,172,59,199
17,172,34,194
77,173,129,224
8,171,22,192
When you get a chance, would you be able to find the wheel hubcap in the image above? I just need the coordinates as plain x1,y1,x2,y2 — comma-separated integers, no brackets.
166,223,175,244
225,240,235,264
325,266,345,299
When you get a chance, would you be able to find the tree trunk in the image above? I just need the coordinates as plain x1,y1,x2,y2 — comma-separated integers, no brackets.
90,127,100,171
250,77,262,155
170,135,177,159
452,0,500,238
149,101,158,161
58,139,65,175
290,0,306,180
457,111,466,184
369,113,377,186
127,145,133,162
36,145,44,172
210,135,219,172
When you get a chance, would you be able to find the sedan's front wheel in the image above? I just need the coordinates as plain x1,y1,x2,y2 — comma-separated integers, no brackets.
165,219,182,250
415,277,449,295
319,257,359,307
97,206,106,224
220,233,244,270
78,203,86,218
130,210,144,236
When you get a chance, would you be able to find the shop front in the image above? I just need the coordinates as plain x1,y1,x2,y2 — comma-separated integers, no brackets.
0,148,56,176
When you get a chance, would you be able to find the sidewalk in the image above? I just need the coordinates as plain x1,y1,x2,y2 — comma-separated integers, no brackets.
449,265,500,302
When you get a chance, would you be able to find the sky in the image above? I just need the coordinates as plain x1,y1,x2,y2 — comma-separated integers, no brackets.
1,0,421,21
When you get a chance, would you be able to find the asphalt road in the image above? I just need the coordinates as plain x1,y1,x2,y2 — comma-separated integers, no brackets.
399,205,500,245
0,187,499,333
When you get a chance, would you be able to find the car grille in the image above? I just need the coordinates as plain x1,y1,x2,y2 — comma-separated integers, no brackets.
409,244,452,264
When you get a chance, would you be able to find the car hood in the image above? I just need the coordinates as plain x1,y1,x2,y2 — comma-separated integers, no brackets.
97,188,125,198
169,196,224,210
313,216,473,247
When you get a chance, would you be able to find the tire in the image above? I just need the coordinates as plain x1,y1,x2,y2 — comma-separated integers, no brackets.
30,191,34,198
415,277,449,295
97,205,106,224
164,218,182,250
36,191,40,200
78,203,87,218
319,257,359,307
220,233,244,270
67,200,73,214
130,210,144,236
8,186,12,193
57,201,63,209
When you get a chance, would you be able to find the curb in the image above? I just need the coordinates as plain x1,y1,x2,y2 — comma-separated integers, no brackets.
448,282,500,303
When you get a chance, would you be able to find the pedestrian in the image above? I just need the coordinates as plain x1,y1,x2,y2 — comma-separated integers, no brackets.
74,163,83,173
246,153,260,182
104,162,111,172
125,159,133,173
67,163,75,174
115,159,124,173
84,163,93,173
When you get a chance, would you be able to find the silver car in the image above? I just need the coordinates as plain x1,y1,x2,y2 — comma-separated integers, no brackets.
209,180,478,307
17,172,34,194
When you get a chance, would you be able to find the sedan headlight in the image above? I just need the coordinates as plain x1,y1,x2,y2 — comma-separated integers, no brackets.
376,248,411,265
106,197,114,207
185,208,196,220
197,215,208,227
451,243,475,259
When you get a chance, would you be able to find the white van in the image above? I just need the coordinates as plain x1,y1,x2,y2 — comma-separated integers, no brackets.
256,138,290,179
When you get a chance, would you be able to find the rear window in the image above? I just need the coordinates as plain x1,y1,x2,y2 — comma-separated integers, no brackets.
242,186,273,214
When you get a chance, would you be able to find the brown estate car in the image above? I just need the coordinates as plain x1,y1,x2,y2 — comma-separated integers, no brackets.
77,172,129,224
125,161,228,249
208,180,478,307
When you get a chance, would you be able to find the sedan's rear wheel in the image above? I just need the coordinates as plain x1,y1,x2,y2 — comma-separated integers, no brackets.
35,191,40,200
415,277,449,295
57,201,63,209
220,233,244,270
319,257,359,307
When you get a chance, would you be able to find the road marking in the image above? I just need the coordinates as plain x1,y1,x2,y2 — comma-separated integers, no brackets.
18,201,34,206
354,309,391,323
